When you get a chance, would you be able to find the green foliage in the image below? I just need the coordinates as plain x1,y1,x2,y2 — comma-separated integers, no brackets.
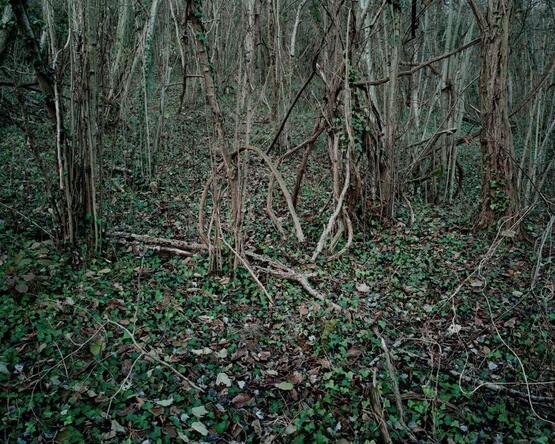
0,69,552,443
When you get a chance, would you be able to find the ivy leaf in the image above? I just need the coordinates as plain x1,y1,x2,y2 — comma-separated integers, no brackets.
155,397,173,407
15,282,28,293
447,323,462,336
215,348,228,359
191,347,213,356
89,339,105,357
191,405,208,418
111,419,125,434
0,362,9,375
216,372,232,387
275,381,294,391
356,282,370,293
191,421,209,436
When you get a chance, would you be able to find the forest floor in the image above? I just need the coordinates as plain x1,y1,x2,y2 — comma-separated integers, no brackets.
1,122,554,443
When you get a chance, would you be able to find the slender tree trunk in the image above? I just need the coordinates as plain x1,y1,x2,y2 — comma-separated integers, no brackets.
66,0,103,249
381,1,401,219
107,0,134,108
189,1,241,272
0,4,14,65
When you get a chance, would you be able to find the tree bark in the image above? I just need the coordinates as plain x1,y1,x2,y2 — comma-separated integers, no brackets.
8,0,55,120
0,4,14,65
188,1,242,271
472,0,519,228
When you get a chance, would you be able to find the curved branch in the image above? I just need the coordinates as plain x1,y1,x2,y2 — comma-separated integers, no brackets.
246,145,306,243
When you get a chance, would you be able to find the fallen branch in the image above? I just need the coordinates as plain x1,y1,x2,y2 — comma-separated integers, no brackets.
373,328,416,442
109,231,206,254
222,238,274,305
108,232,343,311
369,381,393,444
246,251,344,313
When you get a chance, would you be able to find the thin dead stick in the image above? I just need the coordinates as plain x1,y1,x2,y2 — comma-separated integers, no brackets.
355,38,480,86
54,342,69,379
0,201,55,239
449,369,554,403
106,319,204,392
400,348,555,403
107,352,144,416
373,328,417,442
531,215,554,290
266,50,320,156
509,52,555,118
481,287,555,424
221,237,274,305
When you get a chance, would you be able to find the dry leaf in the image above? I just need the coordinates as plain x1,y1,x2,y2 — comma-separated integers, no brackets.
231,393,252,408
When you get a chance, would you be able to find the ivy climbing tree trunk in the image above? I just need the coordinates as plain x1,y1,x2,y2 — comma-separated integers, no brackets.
469,0,519,229
68,0,102,249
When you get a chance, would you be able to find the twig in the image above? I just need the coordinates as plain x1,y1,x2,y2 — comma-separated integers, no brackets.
221,237,274,305
531,215,554,290
0,201,55,240
373,328,417,442
54,342,69,379
355,38,480,86
106,319,204,392
449,369,554,403
246,251,344,313
107,352,144,416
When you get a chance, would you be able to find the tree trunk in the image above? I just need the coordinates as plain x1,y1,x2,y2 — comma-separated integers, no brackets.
472,0,519,228
0,4,14,65
188,1,241,271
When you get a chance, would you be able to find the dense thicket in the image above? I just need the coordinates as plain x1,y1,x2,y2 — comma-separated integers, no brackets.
1,0,552,255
